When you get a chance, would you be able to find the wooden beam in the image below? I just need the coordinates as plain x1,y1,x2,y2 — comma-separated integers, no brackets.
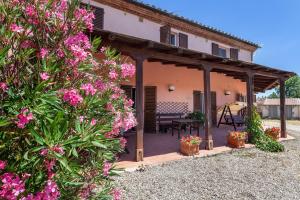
246,72,254,118
280,78,287,138
203,66,213,150
132,54,146,161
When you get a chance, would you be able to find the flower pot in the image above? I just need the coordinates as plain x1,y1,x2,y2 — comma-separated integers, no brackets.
265,128,280,141
180,142,200,156
227,132,247,148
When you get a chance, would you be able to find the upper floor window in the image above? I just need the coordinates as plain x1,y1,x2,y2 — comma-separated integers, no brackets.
218,47,227,58
170,33,177,46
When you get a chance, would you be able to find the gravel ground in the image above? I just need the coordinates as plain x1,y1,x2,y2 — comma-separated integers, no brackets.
115,130,300,200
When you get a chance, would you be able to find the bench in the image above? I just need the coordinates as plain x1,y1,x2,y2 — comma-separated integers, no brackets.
156,113,184,133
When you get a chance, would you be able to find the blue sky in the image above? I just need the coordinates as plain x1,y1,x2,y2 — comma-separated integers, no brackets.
141,0,300,95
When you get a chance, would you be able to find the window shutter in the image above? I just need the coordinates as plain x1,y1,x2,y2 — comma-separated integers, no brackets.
93,7,104,30
160,25,171,44
212,43,219,56
230,48,239,60
179,33,188,48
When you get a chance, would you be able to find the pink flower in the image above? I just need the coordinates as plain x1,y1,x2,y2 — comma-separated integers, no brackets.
10,24,24,33
0,160,6,170
119,137,127,149
40,48,49,59
44,159,56,174
103,162,112,176
90,118,97,126
51,145,64,155
79,116,85,123
40,72,50,80
62,89,83,106
40,149,48,156
121,63,135,78
0,173,26,199
16,109,33,129
111,189,121,200
100,46,107,53
109,70,118,80
74,8,95,32
0,82,8,92
80,83,97,96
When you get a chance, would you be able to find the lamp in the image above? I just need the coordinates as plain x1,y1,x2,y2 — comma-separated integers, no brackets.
224,90,231,96
168,85,175,92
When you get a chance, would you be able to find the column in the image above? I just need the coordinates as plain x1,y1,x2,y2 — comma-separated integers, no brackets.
280,78,287,138
246,72,254,119
203,66,213,150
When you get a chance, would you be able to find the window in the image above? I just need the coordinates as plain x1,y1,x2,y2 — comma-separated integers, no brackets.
218,47,227,58
170,33,177,46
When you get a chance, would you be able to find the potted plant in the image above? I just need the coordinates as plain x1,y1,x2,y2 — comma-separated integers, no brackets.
265,127,280,140
180,136,202,156
227,131,247,148
188,112,205,124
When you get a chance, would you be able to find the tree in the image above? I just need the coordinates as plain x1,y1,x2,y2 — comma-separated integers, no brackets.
268,91,279,99
0,0,134,199
275,75,300,98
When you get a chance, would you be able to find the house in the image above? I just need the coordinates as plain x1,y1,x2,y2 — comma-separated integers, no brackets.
258,98,300,120
82,0,296,161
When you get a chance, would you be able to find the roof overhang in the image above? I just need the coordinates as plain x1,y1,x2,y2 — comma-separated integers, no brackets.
95,30,296,93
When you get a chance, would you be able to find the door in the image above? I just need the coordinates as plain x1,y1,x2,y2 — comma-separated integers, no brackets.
211,92,217,126
193,91,217,125
144,86,157,133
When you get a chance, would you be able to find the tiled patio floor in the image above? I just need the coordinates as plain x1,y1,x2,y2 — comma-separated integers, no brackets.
116,125,295,171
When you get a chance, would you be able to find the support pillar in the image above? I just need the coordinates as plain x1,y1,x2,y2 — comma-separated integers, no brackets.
246,72,254,119
203,66,213,150
280,78,287,138
133,55,145,161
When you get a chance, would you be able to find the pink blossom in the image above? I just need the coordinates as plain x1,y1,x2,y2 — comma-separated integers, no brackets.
79,116,85,123
111,189,121,200
106,103,115,112
39,48,49,59
51,145,64,155
0,160,6,170
40,149,48,156
74,8,95,32
119,137,127,149
100,46,107,53
16,108,33,129
90,118,97,126
122,112,137,131
95,80,106,92
62,89,83,106
25,5,37,17
40,72,50,80
10,24,24,33
0,173,26,199
0,82,8,92
56,48,65,58
109,70,118,80
20,40,34,48
103,162,112,176
22,180,60,200
80,83,97,96
121,63,135,78
44,159,56,174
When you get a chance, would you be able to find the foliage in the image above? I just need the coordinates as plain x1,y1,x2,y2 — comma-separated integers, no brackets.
0,0,135,199
274,75,300,98
246,109,284,152
187,112,205,124
228,131,247,141
180,136,201,145
265,127,280,140
268,91,279,99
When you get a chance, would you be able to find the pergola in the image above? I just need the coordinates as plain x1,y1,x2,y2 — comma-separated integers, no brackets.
96,30,296,162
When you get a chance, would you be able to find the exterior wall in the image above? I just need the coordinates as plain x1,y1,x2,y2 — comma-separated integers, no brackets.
87,0,254,62
123,61,247,112
260,105,300,119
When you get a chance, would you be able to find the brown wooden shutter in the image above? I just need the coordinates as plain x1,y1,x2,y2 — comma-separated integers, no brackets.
230,48,239,60
211,91,217,125
93,7,104,30
160,25,171,44
193,91,201,112
144,86,157,133
212,43,219,56
179,33,188,48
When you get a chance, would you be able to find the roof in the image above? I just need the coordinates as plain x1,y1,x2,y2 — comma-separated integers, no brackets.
125,0,261,48
97,30,296,92
258,98,300,106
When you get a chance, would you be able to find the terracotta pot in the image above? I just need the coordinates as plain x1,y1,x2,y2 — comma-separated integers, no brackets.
228,136,245,148
180,142,200,156
265,132,280,141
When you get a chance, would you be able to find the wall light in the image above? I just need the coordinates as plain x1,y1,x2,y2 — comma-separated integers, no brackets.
168,85,176,92
224,90,231,96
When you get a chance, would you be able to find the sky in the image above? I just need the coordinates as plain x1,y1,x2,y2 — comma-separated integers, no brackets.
141,0,300,96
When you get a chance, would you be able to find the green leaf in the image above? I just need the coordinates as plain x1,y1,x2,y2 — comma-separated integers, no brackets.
92,141,107,149
58,157,72,172
29,128,45,145
0,119,11,127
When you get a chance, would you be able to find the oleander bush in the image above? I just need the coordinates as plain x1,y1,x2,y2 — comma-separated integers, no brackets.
246,108,284,152
0,0,136,199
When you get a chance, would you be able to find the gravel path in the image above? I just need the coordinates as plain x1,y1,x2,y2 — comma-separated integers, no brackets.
115,130,300,200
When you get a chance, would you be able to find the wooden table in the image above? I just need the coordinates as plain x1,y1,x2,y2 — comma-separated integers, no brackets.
172,119,201,139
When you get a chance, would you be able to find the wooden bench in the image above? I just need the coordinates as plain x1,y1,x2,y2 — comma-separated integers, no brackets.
156,113,184,133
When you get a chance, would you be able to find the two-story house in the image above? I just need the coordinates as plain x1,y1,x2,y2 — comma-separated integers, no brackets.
83,0,295,162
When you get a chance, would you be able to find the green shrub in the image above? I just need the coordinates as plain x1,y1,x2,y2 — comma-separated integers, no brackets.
246,108,284,152
187,112,205,124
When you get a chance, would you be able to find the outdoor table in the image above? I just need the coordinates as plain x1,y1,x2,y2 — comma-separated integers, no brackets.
172,119,201,139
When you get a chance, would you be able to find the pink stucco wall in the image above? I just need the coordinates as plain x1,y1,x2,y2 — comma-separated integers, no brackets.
123,60,247,111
